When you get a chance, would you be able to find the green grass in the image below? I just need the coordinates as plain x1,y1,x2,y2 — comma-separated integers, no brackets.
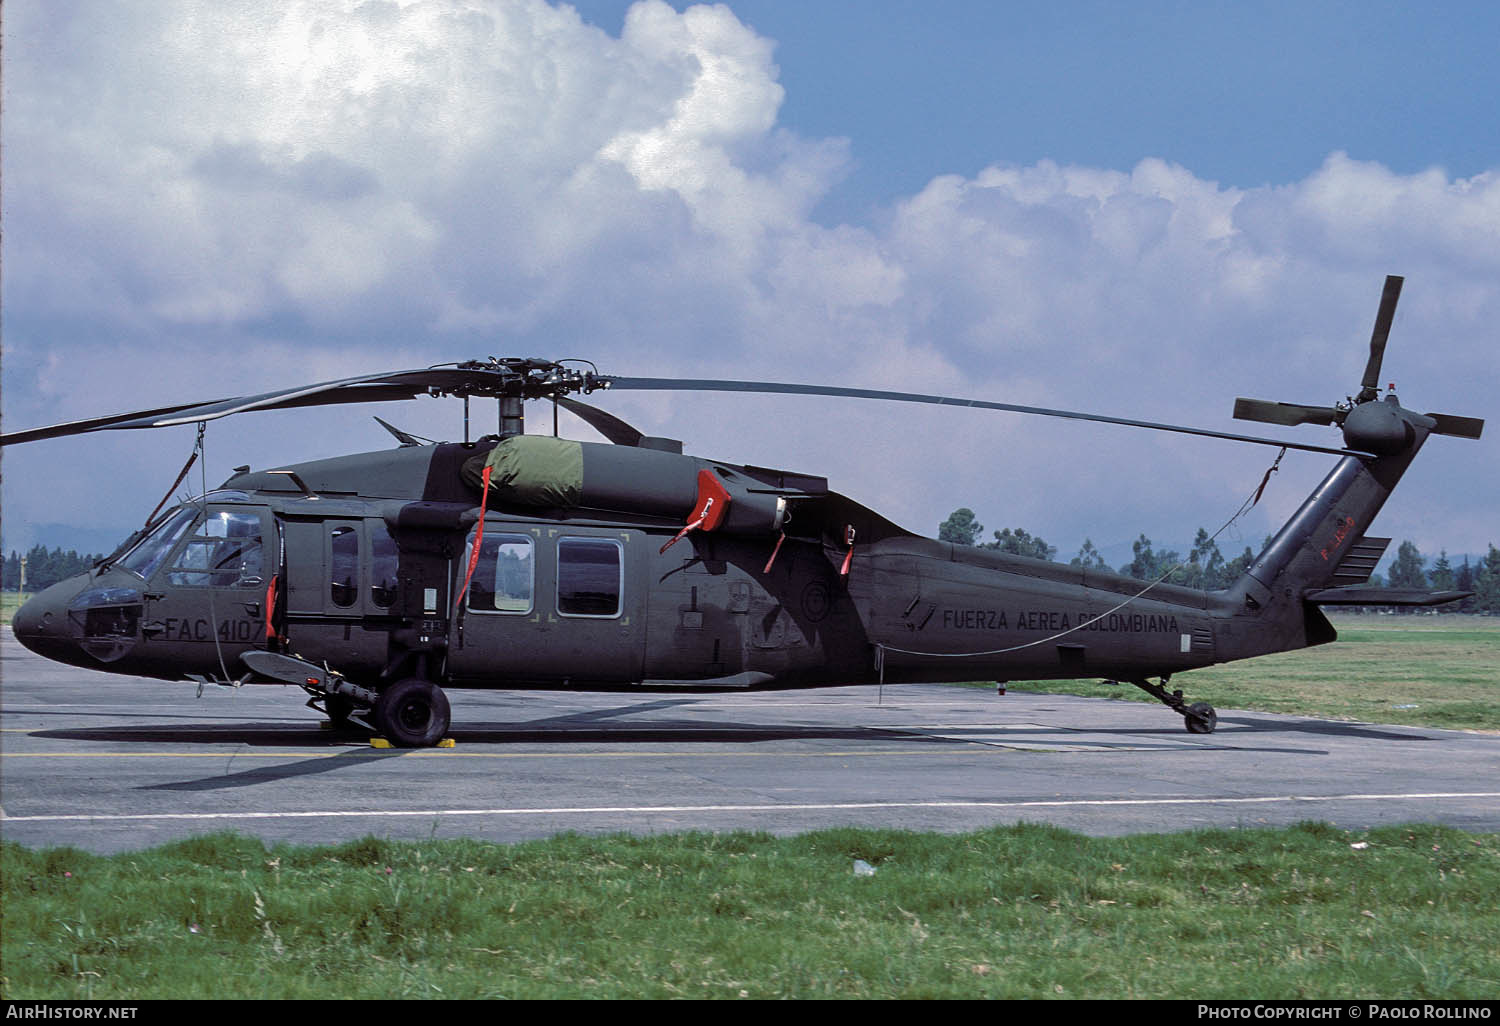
3,824,1497,1000
1000,614,1500,731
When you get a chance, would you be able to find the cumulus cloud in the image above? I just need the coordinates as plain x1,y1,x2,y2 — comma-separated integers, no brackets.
3,0,1496,562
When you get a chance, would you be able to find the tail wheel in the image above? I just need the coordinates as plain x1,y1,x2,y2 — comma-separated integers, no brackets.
1184,702,1218,734
374,678,451,748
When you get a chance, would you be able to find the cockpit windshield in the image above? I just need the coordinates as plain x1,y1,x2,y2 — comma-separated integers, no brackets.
115,504,266,587
116,506,199,580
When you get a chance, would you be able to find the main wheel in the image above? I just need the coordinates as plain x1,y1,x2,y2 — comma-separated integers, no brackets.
374,678,451,748
1184,702,1217,734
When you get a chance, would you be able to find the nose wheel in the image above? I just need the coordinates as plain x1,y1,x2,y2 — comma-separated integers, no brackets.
1129,676,1218,734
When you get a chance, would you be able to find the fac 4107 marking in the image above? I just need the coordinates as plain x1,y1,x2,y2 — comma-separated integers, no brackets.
158,618,258,643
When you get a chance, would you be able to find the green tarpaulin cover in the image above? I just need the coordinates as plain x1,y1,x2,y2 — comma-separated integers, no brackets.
462,436,583,507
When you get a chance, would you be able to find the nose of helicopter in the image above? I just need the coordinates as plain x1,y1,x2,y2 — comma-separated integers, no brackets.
12,576,92,663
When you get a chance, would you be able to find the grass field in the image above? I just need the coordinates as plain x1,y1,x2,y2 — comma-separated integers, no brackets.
1004,614,1500,732
3,824,1498,1000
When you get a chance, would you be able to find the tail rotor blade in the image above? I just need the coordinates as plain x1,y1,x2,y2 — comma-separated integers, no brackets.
1360,275,1404,398
1233,398,1339,427
1426,413,1485,440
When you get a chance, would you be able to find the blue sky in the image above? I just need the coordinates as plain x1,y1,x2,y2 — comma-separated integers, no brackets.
3,1,1496,567
573,0,1500,220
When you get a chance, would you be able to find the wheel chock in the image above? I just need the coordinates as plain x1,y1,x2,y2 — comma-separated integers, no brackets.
368,736,455,748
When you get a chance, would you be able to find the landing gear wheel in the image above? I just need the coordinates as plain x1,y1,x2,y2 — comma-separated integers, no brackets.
374,678,451,748
1184,702,1218,734
1128,677,1217,734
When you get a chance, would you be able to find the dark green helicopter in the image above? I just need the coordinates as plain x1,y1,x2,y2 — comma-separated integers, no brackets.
5,277,1482,746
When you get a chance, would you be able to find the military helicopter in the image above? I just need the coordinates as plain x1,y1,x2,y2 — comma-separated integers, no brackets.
5,276,1482,746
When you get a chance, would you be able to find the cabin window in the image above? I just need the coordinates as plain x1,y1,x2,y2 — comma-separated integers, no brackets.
464,532,533,614
330,526,359,608
370,521,399,609
557,537,622,618
166,510,264,588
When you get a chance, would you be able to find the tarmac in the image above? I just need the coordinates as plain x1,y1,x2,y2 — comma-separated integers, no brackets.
3,632,1497,853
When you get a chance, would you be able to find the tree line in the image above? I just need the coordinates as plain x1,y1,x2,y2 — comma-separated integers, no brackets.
3,547,107,593
938,508,1500,613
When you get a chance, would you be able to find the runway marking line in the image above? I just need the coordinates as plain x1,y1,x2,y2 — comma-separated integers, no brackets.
5,792,1499,823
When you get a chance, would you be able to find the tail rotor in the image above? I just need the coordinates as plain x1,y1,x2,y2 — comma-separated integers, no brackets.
1233,275,1482,453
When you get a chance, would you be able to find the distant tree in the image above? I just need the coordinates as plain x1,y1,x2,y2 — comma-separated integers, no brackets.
938,508,984,547
1184,528,1228,589
1070,538,1109,570
1455,557,1476,613
1120,534,1182,582
1429,550,1455,593
1227,545,1256,582
1473,545,1500,614
1387,540,1428,591
983,527,1056,561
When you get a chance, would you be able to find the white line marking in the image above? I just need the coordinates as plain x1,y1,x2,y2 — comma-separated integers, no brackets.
5,793,1498,823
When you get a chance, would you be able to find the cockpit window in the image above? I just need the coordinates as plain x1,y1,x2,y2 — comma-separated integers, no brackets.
116,507,199,580
167,510,264,588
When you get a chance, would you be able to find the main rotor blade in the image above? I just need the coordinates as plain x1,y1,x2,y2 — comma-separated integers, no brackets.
598,376,1371,458
122,369,489,428
1232,398,1340,427
554,396,645,446
1361,274,1404,396
0,365,543,446
0,378,430,446
0,399,233,446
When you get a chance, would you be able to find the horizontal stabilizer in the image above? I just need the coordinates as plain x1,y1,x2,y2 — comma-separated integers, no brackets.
1305,587,1471,607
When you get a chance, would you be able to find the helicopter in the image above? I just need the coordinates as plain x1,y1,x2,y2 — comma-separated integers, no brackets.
4,276,1483,747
